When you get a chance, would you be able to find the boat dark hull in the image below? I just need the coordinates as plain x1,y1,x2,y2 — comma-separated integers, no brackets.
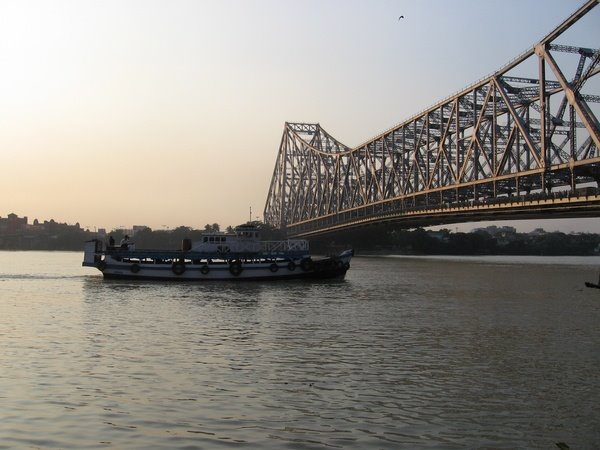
101,268,347,281
84,249,353,282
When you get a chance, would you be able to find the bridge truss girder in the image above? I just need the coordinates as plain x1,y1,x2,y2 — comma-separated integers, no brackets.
264,0,600,236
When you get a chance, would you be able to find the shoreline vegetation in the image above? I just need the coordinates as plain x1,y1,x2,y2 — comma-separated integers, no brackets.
309,224,600,257
1,214,599,256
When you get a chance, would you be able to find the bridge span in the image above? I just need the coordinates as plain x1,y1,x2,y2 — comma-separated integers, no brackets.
264,0,600,237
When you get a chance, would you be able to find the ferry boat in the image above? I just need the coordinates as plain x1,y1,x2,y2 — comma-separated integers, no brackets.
82,225,353,281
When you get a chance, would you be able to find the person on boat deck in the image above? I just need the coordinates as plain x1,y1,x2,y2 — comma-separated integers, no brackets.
108,236,115,248
120,235,130,249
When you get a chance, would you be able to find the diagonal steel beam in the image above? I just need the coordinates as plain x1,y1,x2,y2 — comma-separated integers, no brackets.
540,45,600,151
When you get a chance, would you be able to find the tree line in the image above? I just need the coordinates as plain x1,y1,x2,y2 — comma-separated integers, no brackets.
1,219,599,255
309,224,600,256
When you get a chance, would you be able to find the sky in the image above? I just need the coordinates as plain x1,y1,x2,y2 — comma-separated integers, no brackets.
1,0,599,233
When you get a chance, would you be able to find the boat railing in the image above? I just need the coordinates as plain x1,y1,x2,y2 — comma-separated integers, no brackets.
261,239,309,254
98,239,309,260
100,240,309,260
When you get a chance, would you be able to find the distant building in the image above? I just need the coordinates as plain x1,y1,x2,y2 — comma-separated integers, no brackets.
473,225,516,237
529,228,547,236
0,213,28,234
29,218,46,233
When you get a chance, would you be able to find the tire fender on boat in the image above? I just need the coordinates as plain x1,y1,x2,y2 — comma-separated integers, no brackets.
229,261,243,276
172,261,186,275
130,263,140,273
269,263,279,273
300,258,313,272
287,261,296,271
200,265,210,275
97,260,107,271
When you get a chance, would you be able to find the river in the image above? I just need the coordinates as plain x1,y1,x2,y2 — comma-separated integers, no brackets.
1,251,599,449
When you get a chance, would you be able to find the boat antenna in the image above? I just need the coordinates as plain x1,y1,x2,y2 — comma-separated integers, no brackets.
249,206,252,223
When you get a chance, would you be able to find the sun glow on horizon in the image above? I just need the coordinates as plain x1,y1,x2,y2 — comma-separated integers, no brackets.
1,0,599,232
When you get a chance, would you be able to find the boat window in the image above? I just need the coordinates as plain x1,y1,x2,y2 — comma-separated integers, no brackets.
203,237,208,243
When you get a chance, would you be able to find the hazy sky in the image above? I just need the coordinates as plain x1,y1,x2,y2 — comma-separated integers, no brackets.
1,0,598,233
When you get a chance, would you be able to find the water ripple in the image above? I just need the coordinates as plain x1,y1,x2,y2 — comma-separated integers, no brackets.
0,252,599,448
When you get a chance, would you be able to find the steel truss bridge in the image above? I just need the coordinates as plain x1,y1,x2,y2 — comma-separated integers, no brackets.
264,1,600,237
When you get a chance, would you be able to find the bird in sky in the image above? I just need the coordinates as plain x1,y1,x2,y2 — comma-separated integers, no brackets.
398,15,404,20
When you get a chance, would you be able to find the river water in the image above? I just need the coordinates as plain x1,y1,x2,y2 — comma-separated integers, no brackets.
1,251,599,449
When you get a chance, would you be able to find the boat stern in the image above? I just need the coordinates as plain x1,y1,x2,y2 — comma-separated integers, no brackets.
82,239,104,268
309,249,354,279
